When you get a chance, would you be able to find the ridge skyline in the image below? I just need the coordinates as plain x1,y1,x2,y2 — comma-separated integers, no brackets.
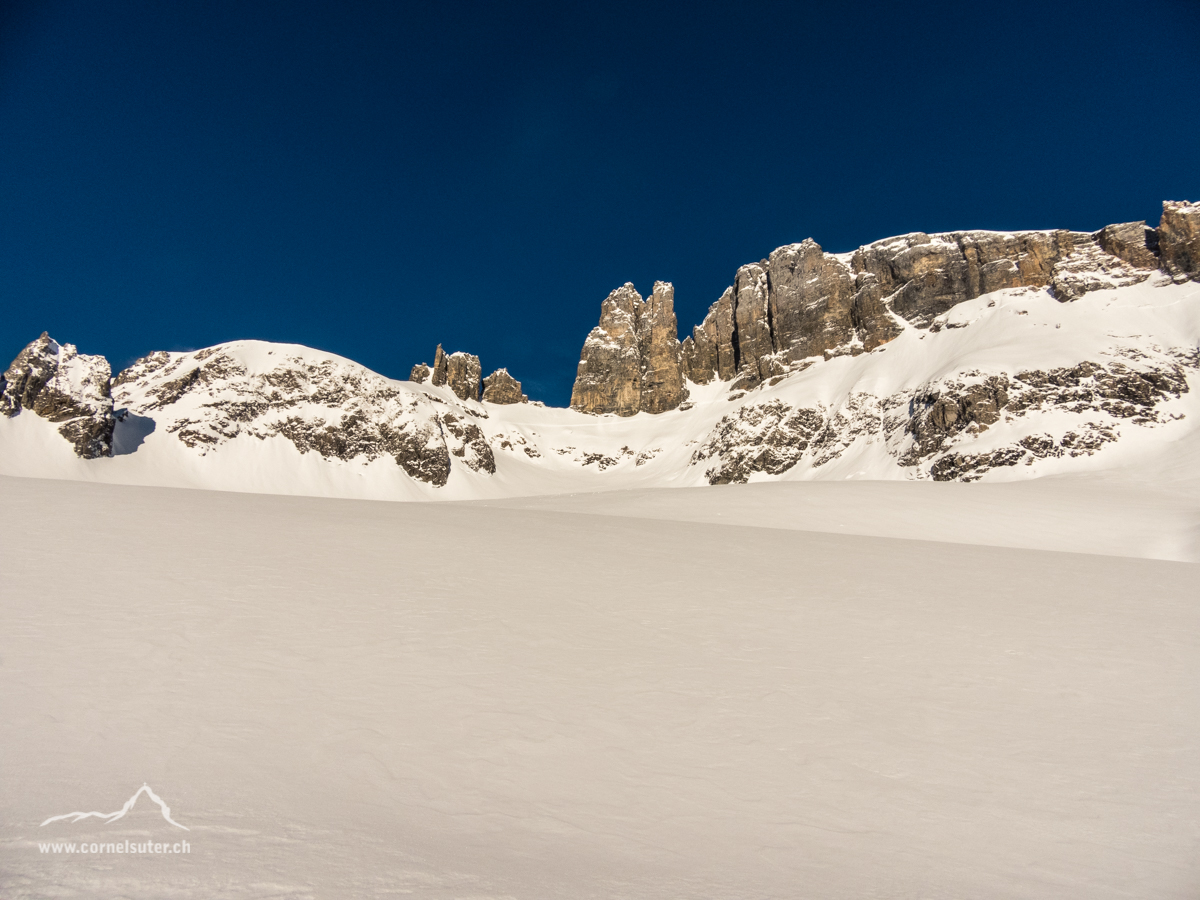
3,1,1198,406
9,200,1195,415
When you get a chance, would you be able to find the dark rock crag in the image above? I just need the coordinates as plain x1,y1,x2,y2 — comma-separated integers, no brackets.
0,332,114,458
690,400,825,484
440,412,495,474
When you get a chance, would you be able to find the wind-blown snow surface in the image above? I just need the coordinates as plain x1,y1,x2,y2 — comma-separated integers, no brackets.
2,475,1198,899
465,476,1200,561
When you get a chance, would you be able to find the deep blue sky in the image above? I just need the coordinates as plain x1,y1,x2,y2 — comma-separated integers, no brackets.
2,1,1198,404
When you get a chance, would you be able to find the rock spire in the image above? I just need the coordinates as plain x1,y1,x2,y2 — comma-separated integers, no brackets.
570,282,687,416
411,344,481,402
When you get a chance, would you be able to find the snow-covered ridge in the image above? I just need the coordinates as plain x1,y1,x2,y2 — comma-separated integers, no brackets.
3,219,1199,500
111,341,493,487
0,332,113,458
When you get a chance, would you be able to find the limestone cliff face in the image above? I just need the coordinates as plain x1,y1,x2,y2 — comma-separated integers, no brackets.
681,288,735,385
0,332,114,458
672,203,1199,389
1096,221,1160,270
637,282,686,414
482,368,527,404
570,284,643,415
412,345,481,401
431,344,448,386
733,264,775,382
849,273,904,352
849,229,1112,325
445,351,481,402
682,239,907,388
570,283,687,415
680,321,716,385
1159,201,1200,281
767,240,857,365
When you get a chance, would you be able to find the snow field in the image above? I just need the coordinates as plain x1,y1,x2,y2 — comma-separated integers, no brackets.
2,475,1198,899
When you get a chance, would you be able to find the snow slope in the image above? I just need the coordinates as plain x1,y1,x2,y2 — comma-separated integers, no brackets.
464,475,1200,561
1,474,1197,899
2,277,1198,501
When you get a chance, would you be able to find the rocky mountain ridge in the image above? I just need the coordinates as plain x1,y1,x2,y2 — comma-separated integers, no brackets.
410,344,529,405
571,200,1199,414
107,343,493,487
2,201,1198,497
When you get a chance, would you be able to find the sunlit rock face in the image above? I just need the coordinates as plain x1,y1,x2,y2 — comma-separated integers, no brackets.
637,282,687,414
673,203,1200,391
571,281,688,416
0,332,114,458
482,368,526,405
444,352,479,402
1158,200,1200,281
413,345,482,401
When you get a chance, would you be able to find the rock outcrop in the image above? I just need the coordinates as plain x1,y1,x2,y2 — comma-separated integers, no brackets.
571,282,686,415
109,342,501,487
1096,221,1160,270
431,344,448,386
415,344,481,401
903,377,1012,464
482,368,527,404
1048,238,1156,302
686,346,1197,486
637,282,686,413
1158,200,1200,281
439,412,495,474
681,287,735,385
668,203,1200,391
445,351,481,402
1,332,114,458
570,284,642,415
690,400,825,484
